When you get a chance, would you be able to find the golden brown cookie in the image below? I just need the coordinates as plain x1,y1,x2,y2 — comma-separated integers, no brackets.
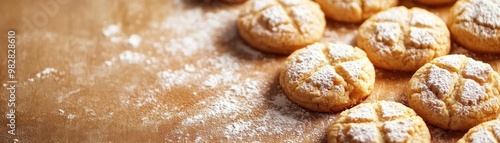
448,0,500,53
315,0,398,23
327,101,431,143
357,6,451,71
237,0,326,54
279,42,375,112
407,55,500,130
457,119,500,143
415,0,457,5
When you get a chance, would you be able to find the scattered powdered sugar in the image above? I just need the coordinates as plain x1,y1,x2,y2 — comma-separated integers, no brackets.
286,45,325,82
348,104,377,121
102,24,121,37
67,114,76,120
309,66,336,94
469,128,495,143
165,36,206,57
460,79,485,105
383,119,412,142
128,34,142,48
89,1,336,141
118,50,146,64
57,88,81,104
223,109,303,138
410,10,435,27
409,28,437,48
291,5,312,34
375,23,401,46
157,69,196,90
347,124,379,143
461,0,500,28
252,0,273,12
160,8,237,57
262,6,292,32
464,59,491,82
327,43,354,60
375,7,406,22
380,103,405,119
36,68,58,78
427,65,453,96
339,61,363,80
279,0,301,5
436,55,461,70
493,124,500,139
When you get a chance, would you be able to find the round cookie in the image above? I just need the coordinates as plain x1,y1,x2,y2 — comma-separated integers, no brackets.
279,42,375,112
407,55,500,130
327,101,431,143
457,119,500,143
315,0,398,23
357,6,451,71
415,0,457,5
448,0,500,53
237,0,326,54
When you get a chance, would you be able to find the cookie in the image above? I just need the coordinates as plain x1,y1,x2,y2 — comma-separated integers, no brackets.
457,119,500,143
237,0,326,54
327,101,431,143
448,0,500,53
415,0,457,5
407,55,500,130
279,42,375,112
357,6,450,71
315,0,398,23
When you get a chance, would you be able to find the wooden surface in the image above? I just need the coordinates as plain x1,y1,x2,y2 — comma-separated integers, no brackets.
1,0,500,142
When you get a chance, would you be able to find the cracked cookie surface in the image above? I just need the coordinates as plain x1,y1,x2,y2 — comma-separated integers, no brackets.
279,42,375,112
237,0,326,54
457,119,500,143
407,55,500,130
448,0,500,53
315,0,398,23
327,101,431,143
357,6,450,71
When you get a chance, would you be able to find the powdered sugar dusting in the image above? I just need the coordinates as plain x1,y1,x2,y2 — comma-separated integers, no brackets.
102,24,121,37
410,10,436,27
279,0,301,5
375,23,401,46
347,124,379,143
128,34,142,48
327,43,354,60
309,66,336,94
493,124,500,139
427,65,453,96
409,28,437,48
291,5,313,34
348,104,377,120
262,6,293,32
119,51,146,64
384,119,412,142
252,0,273,12
460,79,485,105
375,7,406,22
464,59,491,82
436,55,461,70
380,103,405,119
36,68,58,78
339,61,363,80
460,0,500,29
469,128,495,143
286,44,325,82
